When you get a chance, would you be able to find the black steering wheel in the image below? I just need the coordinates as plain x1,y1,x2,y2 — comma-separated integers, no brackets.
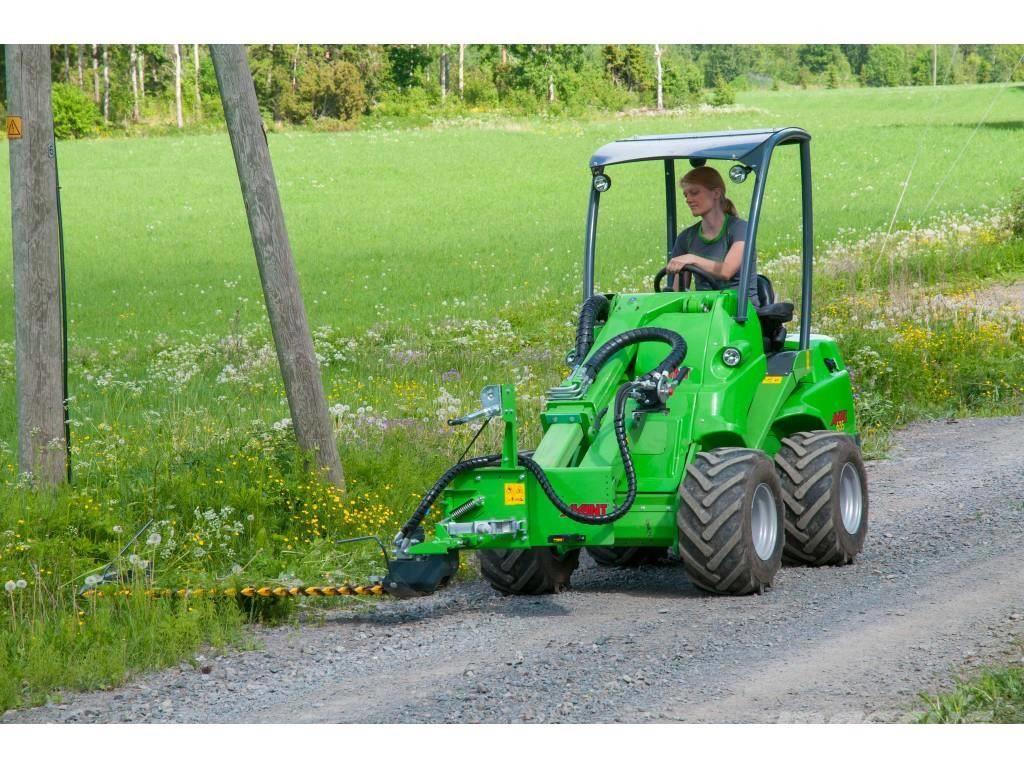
654,264,727,293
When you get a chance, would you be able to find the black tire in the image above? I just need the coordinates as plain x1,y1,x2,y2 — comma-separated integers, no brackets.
678,448,784,595
774,431,869,566
586,546,667,567
477,548,581,596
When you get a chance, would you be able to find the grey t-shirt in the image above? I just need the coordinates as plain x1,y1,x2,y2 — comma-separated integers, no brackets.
669,215,759,305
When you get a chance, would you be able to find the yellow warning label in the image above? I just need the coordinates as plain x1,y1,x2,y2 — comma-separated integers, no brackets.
6,116,23,140
504,482,526,505
762,375,784,384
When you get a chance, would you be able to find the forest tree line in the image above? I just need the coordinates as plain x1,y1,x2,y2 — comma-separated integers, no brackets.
1,44,1022,138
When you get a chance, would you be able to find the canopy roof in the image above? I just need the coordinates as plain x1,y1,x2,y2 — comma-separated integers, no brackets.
589,127,809,169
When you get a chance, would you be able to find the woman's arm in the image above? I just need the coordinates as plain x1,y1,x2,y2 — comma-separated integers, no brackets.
666,240,745,281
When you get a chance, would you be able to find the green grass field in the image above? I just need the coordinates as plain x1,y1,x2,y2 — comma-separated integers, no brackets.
1,83,1023,711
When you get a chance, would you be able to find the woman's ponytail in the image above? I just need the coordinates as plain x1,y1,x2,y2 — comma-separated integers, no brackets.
723,197,738,217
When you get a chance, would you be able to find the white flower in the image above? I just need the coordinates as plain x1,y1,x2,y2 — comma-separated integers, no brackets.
113,525,123,534
84,574,102,587
4,580,15,593
128,554,141,565
146,533,162,546
15,579,27,589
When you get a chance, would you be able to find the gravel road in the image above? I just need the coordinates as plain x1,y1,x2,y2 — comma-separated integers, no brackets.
7,415,1024,724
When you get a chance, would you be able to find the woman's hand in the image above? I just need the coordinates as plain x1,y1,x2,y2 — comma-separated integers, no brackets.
665,254,696,274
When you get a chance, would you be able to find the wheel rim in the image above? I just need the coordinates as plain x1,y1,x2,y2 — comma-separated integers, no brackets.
751,483,779,561
839,462,864,534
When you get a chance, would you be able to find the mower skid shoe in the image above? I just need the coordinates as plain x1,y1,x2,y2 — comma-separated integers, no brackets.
382,552,460,599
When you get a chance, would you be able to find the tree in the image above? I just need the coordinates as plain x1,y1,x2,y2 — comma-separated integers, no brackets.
172,44,183,127
862,45,909,87
285,58,367,121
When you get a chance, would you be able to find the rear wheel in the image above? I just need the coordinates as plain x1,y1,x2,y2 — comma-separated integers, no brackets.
677,448,784,595
477,548,580,596
775,431,869,566
586,546,666,567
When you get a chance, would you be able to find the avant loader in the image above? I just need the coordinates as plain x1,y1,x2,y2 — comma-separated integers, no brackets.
82,128,869,603
381,127,869,598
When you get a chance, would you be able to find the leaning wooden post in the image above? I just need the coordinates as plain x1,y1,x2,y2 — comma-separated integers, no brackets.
5,44,69,486
210,44,344,490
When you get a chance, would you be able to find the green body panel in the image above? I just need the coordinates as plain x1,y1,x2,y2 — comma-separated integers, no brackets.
409,290,857,558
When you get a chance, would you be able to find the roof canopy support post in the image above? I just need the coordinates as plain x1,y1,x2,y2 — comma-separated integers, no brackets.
663,158,677,258
583,186,600,301
799,139,814,350
739,157,771,326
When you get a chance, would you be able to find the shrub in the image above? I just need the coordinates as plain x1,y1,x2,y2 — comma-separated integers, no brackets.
51,83,101,139
1009,187,1024,240
711,75,736,106
286,59,368,123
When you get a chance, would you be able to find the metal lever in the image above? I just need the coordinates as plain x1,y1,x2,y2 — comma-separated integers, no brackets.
447,384,502,426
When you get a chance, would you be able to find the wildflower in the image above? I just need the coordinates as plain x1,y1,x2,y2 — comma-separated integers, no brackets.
15,579,26,589
147,533,162,546
113,525,124,534
128,554,141,565
4,580,15,593
84,574,102,587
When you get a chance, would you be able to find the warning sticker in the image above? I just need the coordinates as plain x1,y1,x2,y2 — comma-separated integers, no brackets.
762,375,784,384
6,116,23,140
504,482,526,506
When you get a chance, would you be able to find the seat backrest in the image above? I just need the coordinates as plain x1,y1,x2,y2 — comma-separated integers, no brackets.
756,274,775,307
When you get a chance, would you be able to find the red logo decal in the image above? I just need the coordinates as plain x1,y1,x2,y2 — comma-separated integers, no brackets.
568,503,608,518
831,409,848,427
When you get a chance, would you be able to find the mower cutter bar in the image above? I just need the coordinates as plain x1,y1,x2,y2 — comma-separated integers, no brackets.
79,583,386,599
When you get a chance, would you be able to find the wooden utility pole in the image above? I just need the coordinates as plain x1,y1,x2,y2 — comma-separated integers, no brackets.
210,44,344,490
5,44,69,487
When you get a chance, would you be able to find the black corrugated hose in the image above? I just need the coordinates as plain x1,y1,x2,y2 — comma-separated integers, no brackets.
574,294,610,364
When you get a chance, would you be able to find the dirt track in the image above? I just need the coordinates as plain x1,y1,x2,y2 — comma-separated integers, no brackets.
7,415,1024,724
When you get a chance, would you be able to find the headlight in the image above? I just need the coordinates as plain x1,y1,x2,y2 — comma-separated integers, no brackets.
722,347,742,367
592,173,611,193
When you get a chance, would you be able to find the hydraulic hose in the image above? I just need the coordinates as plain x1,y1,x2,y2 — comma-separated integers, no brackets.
573,294,610,364
519,380,637,525
398,453,501,540
581,327,687,383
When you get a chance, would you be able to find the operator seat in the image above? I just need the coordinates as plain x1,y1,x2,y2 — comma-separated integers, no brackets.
755,274,793,355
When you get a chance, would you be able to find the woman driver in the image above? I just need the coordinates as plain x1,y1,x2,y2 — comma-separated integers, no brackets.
665,166,760,306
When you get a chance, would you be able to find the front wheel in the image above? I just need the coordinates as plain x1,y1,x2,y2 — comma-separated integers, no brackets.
677,448,784,595
477,548,580,596
775,431,869,566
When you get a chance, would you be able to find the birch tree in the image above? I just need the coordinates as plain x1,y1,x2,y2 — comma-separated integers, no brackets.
173,43,184,128
91,43,99,102
130,44,140,121
440,45,448,101
102,45,110,123
193,44,201,115
458,43,465,98
76,44,83,86
655,44,664,110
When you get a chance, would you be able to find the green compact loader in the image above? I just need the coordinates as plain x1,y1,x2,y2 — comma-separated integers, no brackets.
382,127,868,598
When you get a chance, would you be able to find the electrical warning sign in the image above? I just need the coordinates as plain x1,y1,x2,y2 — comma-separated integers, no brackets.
6,116,23,140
